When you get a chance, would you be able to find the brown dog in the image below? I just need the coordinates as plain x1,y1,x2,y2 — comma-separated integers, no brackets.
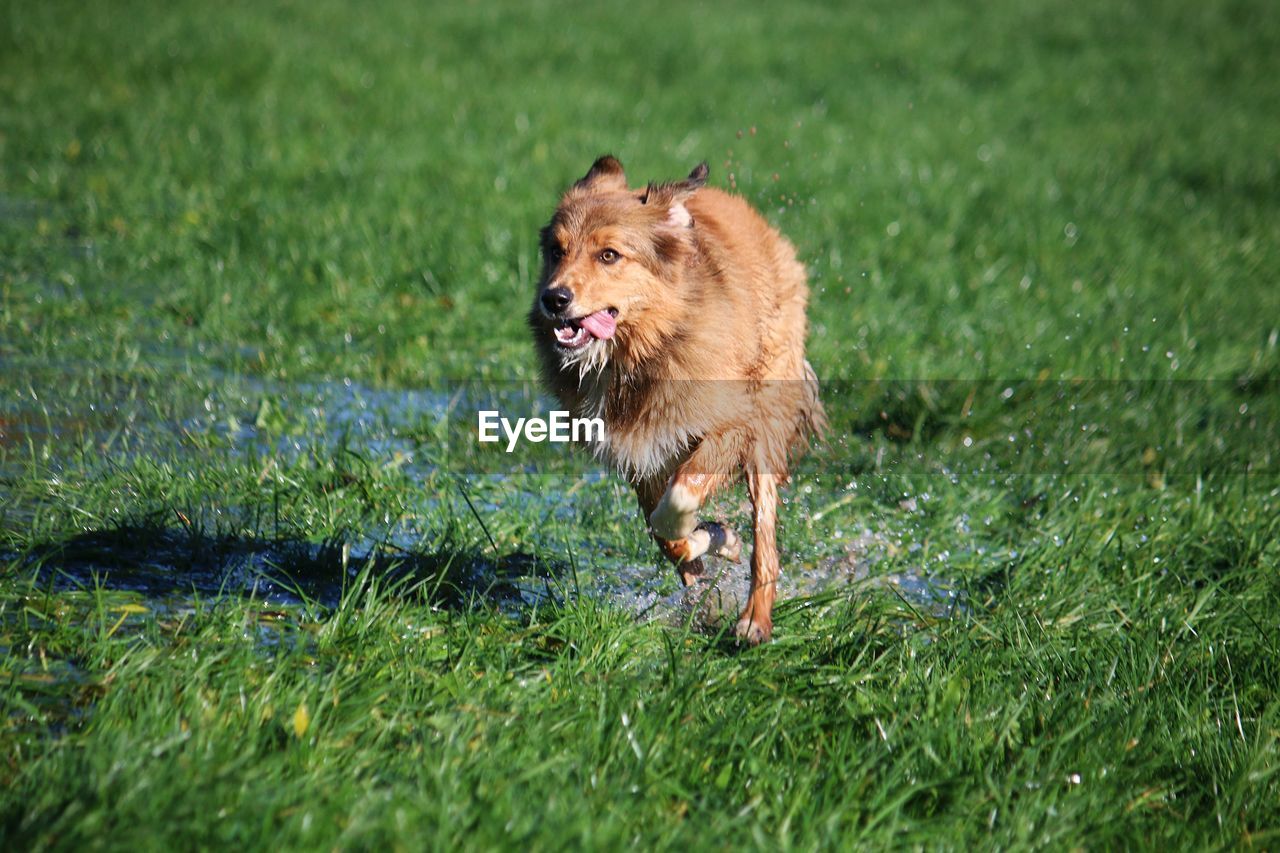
528,156,824,644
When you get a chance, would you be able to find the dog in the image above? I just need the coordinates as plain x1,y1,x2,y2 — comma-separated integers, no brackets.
528,155,824,644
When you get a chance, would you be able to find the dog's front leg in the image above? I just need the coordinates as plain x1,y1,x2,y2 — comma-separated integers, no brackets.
653,520,741,585
635,478,703,585
735,467,779,645
645,439,743,584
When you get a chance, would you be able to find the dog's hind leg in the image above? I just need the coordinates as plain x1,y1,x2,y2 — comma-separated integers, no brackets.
735,467,779,645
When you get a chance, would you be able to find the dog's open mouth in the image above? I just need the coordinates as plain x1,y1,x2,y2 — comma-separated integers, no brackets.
553,308,618,349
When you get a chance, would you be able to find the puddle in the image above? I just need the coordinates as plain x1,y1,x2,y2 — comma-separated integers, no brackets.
11,512,973,639
3,355,987,637
655,532,966,631
13,526,568,613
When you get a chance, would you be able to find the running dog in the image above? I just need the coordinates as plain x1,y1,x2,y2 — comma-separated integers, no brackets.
528,155,824,644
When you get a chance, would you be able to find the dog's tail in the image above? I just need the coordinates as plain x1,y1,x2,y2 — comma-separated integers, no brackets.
781,359,827,479
801,359,828,443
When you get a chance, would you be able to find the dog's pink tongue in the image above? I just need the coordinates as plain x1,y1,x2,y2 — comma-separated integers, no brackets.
580,310,616,341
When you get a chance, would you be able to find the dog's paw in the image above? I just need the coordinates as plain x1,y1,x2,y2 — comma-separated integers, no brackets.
676,556,707,587
658,530,708,565
697,521,741,563
679,566,705,587
734,616,772,646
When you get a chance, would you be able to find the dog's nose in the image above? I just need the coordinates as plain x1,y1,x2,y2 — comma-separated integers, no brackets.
541,287,573,315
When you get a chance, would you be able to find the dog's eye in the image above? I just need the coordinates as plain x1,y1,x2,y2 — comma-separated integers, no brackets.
546,245,565,263
599,248,621,265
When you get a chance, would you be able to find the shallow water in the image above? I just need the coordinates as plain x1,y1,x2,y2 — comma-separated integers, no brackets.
16,514,966,629
4,359,981,630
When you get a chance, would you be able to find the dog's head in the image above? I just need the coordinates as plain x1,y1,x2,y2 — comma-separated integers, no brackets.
529,156,708,375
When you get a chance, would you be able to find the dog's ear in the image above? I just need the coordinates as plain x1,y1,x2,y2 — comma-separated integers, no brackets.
641,162,709,229
682,161,710,190
574,155,627,192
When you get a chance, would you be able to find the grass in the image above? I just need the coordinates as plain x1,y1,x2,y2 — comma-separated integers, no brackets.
2,0,1279,847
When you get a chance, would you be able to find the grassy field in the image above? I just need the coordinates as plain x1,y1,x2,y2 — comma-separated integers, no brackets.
3,0,1279,847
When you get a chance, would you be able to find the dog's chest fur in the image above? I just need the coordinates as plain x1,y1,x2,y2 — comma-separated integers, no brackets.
565,368,704,484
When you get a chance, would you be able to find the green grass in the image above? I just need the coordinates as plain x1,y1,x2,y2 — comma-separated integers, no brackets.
2,0,1279,847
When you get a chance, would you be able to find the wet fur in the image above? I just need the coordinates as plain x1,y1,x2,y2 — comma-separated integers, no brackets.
528,156,825,644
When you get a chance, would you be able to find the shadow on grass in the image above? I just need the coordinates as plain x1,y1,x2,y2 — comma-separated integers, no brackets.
15,523,569,611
